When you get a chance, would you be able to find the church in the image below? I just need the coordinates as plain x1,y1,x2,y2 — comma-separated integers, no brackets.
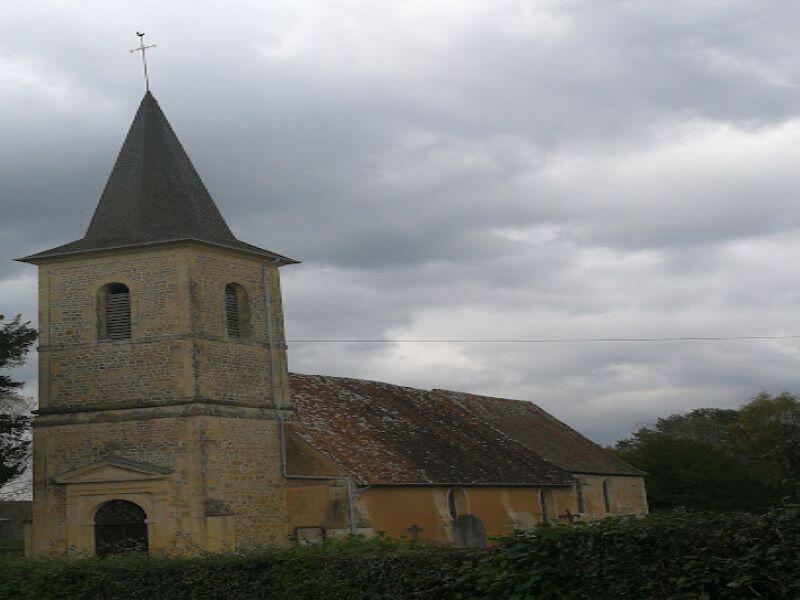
18,92,647,556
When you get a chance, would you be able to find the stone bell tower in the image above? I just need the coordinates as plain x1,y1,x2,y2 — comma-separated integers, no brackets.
19,92,298,556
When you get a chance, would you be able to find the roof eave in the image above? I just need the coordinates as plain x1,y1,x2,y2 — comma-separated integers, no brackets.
359,481,577,488
570,469,649,477
17,237,300,265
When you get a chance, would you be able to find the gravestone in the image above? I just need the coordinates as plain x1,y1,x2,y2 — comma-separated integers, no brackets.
452,515,486,548
295,527,325,546
406,524,423,541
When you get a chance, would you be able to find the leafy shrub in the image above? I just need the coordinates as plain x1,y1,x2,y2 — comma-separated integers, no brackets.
0,537,478,600
467,505,800,599
2,508,799,599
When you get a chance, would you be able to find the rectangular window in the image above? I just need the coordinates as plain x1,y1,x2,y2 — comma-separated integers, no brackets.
575,483,585,513
602,479,611,513
539,489,549,524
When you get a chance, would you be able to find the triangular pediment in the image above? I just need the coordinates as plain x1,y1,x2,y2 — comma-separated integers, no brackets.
54,457,172,484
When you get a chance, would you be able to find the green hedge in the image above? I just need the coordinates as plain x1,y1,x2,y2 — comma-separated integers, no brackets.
0,538,476,600
2,507,799,599
472,506,800,599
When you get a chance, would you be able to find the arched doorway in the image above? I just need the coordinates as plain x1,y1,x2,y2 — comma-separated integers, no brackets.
94,500,148,557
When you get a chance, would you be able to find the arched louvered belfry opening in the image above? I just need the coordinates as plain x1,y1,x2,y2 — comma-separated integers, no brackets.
101,283,131,340
224,283,248,338
94,499,148,557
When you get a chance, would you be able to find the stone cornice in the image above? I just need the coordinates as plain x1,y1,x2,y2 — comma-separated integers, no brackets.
35,399,295,427
37,332,288,353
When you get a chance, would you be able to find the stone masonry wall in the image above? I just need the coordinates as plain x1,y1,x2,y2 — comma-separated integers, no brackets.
577,474,648,517
189,249,289,408
189,254,268,341
194,340,271,405
49,340,191,409
265,268,291,408
40,251,183,346
38,249,189,410
200,416,289,547
31,416,196,554
37,245,289,410
31,243,293,555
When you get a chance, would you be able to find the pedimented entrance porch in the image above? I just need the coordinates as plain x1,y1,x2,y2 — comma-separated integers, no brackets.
52,457,172,556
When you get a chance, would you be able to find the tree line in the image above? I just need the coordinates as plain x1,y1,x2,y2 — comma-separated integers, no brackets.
614,392,800,511
0,314,36,492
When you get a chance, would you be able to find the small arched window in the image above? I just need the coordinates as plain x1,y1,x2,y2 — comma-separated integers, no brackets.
103,283,131,340
225,283,248,338
602,479,612,513
446,488,467,519
447,489,458,518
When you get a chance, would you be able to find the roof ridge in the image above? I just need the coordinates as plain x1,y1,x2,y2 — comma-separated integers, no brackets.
433,388,540,406
290,371,433,394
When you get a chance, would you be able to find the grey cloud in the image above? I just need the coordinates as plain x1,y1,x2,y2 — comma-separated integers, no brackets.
4,1,800,444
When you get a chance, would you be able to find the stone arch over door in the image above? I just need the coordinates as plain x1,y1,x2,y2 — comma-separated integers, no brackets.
53,457,173,556
94,499,148,557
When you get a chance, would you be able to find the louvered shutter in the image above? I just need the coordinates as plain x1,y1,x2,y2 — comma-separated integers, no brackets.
225,285,241,337
105,285,131,340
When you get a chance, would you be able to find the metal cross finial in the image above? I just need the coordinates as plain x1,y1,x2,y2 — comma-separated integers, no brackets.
130,32,156,92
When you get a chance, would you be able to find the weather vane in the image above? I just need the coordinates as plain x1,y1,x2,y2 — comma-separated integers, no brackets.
130,32,156,92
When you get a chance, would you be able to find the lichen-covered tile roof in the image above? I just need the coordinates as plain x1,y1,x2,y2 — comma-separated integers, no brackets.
289,374,644,484
436,389,645,476
289,373,576,486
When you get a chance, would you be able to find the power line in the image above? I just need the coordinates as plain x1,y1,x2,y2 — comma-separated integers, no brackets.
286,335,800,344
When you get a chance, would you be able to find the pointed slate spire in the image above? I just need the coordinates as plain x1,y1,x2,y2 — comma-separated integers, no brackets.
21,93,296,263
86,91,238,246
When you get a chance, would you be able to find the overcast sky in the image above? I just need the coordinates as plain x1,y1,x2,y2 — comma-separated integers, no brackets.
3,1,800,446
